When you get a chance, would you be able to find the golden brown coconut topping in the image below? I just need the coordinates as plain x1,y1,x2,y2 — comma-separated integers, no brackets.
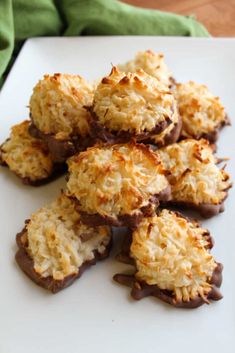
92,67,176,136
24,193,111,280
67,142,170,219
158,139,231,205
131,209,217,303
118,50,173,88
29,73,93,139
1,121,53,181
174,81,227,139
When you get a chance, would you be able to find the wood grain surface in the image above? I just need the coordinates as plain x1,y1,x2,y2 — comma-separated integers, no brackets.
122,0,235,36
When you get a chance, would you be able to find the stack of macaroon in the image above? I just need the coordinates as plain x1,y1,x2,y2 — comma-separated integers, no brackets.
0,50,232,308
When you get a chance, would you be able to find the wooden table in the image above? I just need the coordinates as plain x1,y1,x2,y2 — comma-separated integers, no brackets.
122,0,235,37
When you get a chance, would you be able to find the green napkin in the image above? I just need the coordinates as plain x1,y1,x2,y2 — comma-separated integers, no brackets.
0,0,209,85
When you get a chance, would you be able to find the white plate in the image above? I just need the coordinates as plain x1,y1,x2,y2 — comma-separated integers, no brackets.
0,37,235,353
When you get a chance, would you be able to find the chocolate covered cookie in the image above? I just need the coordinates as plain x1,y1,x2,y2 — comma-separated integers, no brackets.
66,141,171,227
0,120,65,185
114,209,223,308
15,193,112,292
158,139,232,217
89,67,177,143
29,73,94,162
174,81,229,142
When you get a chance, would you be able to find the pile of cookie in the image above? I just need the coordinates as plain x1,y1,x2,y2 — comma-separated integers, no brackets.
1,50,232,308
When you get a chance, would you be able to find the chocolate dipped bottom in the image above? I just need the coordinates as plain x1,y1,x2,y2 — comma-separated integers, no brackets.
163,176,231,219
89,108,172,144
113,263,223,308
29,123,93,163
16,226,112,293
165,200,226,219
73,186,171,227
146,115,182,148
179,115,230,144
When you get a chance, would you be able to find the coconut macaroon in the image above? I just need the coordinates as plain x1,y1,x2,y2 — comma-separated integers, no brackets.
89,67,177,144
29,73,94,162
66,142,171,227
174,81,229,142
118,50,174,88
0,121,65,185
114,210,223,308
158,139,232,217
15,193,112,293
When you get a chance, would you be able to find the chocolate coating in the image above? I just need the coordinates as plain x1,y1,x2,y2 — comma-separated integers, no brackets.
15,226,112,293
180,114,230,144
166,200,226,219
146,115,182,148
88,108,172,144
78,203,157,228
169,76,176,90
29,123,93,163
115,232,134,265
0,148,6,166
113,262,223,308
73,186,171,227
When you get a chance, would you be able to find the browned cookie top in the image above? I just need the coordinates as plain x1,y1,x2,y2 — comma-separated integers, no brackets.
21,193,111,281
174,81,228,141
131,209,218,304
118,50,173,88
91,67,177,141
66,142,170,223
158,138,231,207
29,73,93,140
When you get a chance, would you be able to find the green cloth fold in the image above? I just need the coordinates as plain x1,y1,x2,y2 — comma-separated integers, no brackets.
0,0,209,85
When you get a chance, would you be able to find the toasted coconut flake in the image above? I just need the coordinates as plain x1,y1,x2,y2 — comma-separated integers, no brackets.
67,142,170,219
118,50,173,88
29,73,93,139
24,193,111,280
158,139,232,205
131,210,217,302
